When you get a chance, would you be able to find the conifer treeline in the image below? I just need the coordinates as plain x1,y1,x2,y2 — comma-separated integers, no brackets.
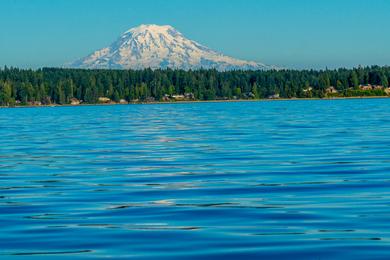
0,66,389,106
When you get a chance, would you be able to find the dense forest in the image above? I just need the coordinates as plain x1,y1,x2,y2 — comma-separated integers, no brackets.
0,66,390,106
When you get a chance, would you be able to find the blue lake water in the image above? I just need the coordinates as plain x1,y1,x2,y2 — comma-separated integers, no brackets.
1,99,390,259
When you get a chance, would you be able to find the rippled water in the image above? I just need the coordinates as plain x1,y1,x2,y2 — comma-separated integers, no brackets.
1,99,390,259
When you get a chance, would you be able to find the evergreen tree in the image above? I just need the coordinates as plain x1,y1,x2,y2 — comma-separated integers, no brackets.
350,71,359,89
0,66,388,107
251,83,259,99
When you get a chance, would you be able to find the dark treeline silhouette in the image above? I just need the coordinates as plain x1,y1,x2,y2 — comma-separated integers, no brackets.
0,66,389,106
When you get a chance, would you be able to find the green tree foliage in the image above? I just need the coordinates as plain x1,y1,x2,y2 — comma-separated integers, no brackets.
0,81,13,106
350,71,359,89
251,83,259,98
0,66,389,106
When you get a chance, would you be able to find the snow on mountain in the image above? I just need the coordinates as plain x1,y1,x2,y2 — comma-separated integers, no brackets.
69,24,273,71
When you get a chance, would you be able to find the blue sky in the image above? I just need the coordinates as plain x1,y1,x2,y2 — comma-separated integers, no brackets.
0,0,389,69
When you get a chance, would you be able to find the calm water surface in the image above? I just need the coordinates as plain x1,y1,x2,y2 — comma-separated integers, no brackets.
1,99,390,259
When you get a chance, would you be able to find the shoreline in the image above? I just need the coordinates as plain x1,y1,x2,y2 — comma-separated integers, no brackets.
1,95,389,109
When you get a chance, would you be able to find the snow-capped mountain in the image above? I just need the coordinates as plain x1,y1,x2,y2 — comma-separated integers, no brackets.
70,24,272,71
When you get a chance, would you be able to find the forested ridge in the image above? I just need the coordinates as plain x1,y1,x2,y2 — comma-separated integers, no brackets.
0,66,390,106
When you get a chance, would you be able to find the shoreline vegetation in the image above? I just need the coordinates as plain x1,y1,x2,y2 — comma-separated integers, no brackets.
1,96,389,109
1,66,390,108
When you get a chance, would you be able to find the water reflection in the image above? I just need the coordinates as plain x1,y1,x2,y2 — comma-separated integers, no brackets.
1,100,390,259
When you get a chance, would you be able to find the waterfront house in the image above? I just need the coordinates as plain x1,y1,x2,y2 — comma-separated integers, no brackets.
243,92,255,99
70,98,80,105
268,93,280,99
326,86,338,94
171,95,185,101
98,97,111,103
359,84,373,91
374,85,384,90
162,94,171,101
184,93,195,100
359,84,384,91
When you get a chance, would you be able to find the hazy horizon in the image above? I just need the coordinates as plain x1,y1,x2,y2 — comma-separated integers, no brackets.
1,0,389,70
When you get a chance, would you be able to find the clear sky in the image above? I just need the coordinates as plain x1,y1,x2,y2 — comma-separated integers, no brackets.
1,0,389,69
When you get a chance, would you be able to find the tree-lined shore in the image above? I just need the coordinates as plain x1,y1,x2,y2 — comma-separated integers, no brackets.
0,66,389,106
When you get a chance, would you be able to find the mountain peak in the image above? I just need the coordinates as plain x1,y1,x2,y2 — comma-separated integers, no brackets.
124,24,176,35
69,24,273,71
